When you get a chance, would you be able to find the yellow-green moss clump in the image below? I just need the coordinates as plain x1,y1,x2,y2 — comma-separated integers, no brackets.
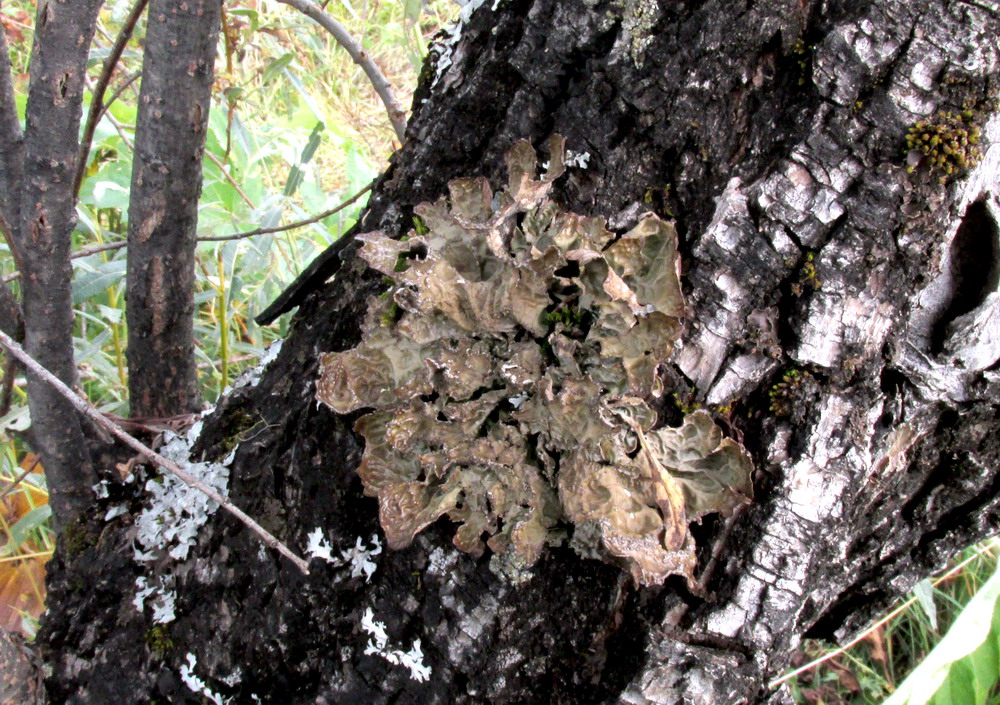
905,110,982,181
317,137,754,587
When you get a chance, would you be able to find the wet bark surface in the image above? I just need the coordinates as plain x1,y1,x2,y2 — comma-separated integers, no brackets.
40,0,1000,703
126,0,222,419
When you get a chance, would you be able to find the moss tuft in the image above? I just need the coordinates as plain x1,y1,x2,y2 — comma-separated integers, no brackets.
144,624,174,657
905,110,982,182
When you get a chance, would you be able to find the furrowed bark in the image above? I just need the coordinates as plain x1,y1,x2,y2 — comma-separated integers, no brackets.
15,0,104,528
125,0,222,419
38,1,1000,703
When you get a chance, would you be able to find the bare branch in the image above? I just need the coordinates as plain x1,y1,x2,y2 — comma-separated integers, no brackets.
198,181,373,241
0,456,41,503
0,327,311,575
0,182,373,283
99,70,141,117
206,150,257,208
277,0,407,143
73,0,149,199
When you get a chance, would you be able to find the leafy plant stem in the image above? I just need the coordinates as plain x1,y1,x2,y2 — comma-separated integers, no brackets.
217,250,230,394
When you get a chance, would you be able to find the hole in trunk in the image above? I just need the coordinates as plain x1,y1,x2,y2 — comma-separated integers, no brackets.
930,200,999,352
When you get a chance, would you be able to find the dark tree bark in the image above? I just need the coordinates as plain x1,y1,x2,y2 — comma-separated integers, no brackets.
126,0,221,419
7,0,105,527
39,1,1000,703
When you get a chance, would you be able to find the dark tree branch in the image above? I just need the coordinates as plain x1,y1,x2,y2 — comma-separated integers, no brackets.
73,0,149,199
14,0,104,528
125,0,222,419
0,455,41,503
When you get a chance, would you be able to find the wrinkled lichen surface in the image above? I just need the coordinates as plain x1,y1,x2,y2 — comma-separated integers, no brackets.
317,137,753,586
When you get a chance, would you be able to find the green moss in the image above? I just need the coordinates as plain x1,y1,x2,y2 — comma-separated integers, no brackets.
144,624,174,657
62,520,96,559
905,110,982,182
219,408,259,452
791,251,821,296
412,215,429,236
672,389,702,415
542,304,591,334
379,301,402,328
769,368,814,417
790,38,814,86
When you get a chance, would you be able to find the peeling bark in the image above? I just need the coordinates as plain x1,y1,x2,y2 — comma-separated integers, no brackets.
125,0,221,419
40,1,1000,703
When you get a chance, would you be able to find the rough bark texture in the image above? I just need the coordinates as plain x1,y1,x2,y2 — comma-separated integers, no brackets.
12,0,104,526
126,0,221,418
40,0,1000,703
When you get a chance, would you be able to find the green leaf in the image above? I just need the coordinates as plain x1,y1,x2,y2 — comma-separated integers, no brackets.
0,506,52,556
403,0,422,23
0,404,31,433
913,578,939,631
91,180,132,211
283,165,305,196
228,7,259,31
97,304,124,324
262,53,296,85
72,260,127,303
883,560,1000,705
300,122,325,165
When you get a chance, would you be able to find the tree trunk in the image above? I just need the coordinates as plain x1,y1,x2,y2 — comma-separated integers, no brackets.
11,0,104,527
126,0,221,419
39,1,1000,703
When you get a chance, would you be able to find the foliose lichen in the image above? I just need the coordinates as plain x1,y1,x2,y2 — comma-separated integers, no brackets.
317,136,754,587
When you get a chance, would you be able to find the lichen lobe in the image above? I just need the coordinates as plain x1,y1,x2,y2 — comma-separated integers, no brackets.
317,137,754,587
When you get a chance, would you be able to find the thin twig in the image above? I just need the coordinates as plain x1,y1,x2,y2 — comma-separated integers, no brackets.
0,182,373,283
206,150,257,208
101,71,141,117
768,549,989,689
0,456,42,503
278,0,407,142
199,181,373,241
74,0,150,199
0,327,310,574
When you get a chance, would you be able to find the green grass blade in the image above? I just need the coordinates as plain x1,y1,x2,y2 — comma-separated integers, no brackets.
0,505,53,556
884,561,1000,705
